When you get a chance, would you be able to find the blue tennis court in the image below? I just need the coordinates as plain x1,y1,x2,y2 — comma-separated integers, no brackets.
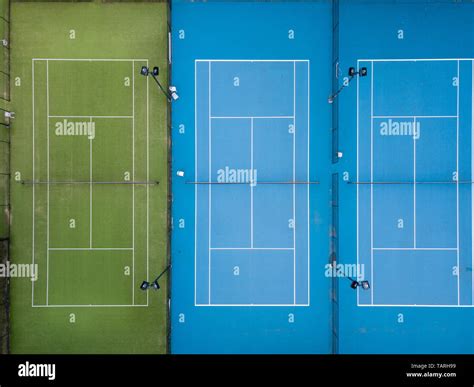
357,59,473,306
194,60,310,306
171,0,332,354
171,0,474,354
337,1,474,354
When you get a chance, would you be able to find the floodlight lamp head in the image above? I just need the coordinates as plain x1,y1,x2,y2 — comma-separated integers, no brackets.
152,280,160,290
152,66,159,76
140,281,150,290
361,280,370,290
140,66,149,76
169,86,179,101
350,280,359,289
347,66,368,78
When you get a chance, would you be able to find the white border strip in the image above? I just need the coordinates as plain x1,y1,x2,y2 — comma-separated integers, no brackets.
194,60,198,306
472,60,474,305
357,58,474,63
46,60,50,306
33,304,149,308
196,59,310,63
208,61,212,304
49,248,133,251
210,247,293,251
132,60,136,306
31,60,36,307
49,115,133,119
359,304,474,308
196,303,310,307
456,60,461,305
293,61,296,304
307,60,311,306
32,58,147,62
146,58,150,307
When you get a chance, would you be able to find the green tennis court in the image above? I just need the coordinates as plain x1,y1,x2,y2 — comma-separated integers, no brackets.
9,1,169,353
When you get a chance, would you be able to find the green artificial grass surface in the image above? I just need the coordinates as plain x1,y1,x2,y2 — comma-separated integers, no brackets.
9,1,169,353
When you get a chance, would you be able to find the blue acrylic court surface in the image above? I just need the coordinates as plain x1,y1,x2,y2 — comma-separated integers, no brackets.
357,59,472,307
171,0,474,354
195,60,310,306
171,1,332,354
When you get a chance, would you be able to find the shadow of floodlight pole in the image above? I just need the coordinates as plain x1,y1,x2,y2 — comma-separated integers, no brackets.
140,264,171,291
328,66,367,104
139,65,179,102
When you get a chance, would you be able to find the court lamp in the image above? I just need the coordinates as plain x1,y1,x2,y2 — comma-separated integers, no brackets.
140,66,179,102
348,276,370,290
140,264,171,291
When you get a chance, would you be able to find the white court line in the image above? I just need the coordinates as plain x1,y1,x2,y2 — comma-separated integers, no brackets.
31,60,35,307
356,60,360,306
293,61,296,305
373,115,457,119
357,58,474,63
472,60,474,305
250,117,254,248
33,304,149,308
208,61,212,305
194,60,198,306
49,115,133,119
211,116,294,119
132,61,135,306
46,60,50,306
33,58,147,62
210,247,294,251
32,58,149,308
456,60,460,305
89,117,93,248
196,59,310,63
357,58,468,307
146,59,150,307
358,304,474,308
370,61,374,305
307,60,310,306
48,248,133,251
373,247,457,251
413,117,417,248
195,59,311,307
195,304,310,307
